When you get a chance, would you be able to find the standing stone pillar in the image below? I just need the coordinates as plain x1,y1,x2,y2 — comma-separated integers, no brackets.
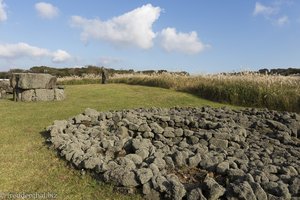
101,68,109,84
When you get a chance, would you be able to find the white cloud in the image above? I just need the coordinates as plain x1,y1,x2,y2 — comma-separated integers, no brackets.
0,0,7,22
253,2,277,16
159,28,209,54
0,42,50,58
253,1,292,27
71,4,161,49
98,56,121,66
0,42,71,63
52,50,71,63
276,15,289,26
35,2,59,19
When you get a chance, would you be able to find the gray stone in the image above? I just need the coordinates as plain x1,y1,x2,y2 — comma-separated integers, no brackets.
84,157,101,169
173,150,185,167
117,126,129,139
143,131,155,138
163,127,175,138
285,166,298,176
128,123,139,131
74,114,91,124
125,154,143,165
122,170,139,187
289,177,300,196
150,122,164,134
277,182,291,199
216,161,230,174
184,129,194,137
143,181,152,195
151,174,169,193
46,106,300,199
144,189,161,200
266,120,289,132
84,108,99,118
249,182,268,200
209,138,228,149
116,157,136,171
203,176,225,200
137,168,153,184
230,181,257,200
136,148,150,160
21,89,34,101
164,156,175,169
187,188,207,200
35,89,55,101
262,181,279,196
166,174,186,200
53,120,68,130
138,123,152,132
11,73,56,89
174,128,184,137
150,163,160,176
153,157,166,170
187,136,199,145
227,169,245,181
213,132,230,140
132,138,152,151
0,80,12,93
188,154,201,167
54,88,65,101
178,139,189,148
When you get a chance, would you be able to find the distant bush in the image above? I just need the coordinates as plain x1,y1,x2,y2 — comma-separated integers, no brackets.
57,78,100,85
258,68,300,76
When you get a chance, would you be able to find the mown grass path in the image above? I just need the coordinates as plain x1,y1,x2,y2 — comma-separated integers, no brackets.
0,84,228,200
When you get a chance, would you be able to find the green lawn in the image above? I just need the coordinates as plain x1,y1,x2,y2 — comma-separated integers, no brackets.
0,84,228,200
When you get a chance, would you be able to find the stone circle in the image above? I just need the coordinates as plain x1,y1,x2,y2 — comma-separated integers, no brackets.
46,106,300,199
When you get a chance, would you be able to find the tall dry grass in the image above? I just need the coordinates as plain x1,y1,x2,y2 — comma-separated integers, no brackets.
109,73,300,112
57,74,100,85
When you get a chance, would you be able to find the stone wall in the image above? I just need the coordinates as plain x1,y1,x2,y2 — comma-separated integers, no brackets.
0,80,12,99
47,106,300,199
11,73,65,102
17,88,65,102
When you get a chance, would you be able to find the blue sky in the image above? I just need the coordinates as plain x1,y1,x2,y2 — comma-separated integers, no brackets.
0,0,299,73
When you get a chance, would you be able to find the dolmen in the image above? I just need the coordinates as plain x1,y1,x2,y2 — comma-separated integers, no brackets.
10,73,65,102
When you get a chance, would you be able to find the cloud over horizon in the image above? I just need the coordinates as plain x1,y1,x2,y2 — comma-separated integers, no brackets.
276,15,289,26
253,2,278,16
253,1,291,26
0,0,7,22
71,4,161,49
71,4,208,55
0,42,71,63
35,2,59,19
160,28,209,54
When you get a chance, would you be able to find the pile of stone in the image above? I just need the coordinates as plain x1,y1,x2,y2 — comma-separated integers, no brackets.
10,73,65,102
0,79,12,99
47,106,300,199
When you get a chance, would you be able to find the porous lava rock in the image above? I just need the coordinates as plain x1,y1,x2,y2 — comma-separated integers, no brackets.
46,106,300,199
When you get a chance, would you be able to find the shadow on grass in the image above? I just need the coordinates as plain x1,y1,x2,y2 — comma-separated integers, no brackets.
39,130,52,145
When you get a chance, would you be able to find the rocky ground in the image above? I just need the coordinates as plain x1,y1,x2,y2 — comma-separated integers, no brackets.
46,106,300,200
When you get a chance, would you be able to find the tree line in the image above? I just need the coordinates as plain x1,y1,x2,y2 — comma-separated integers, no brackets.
0,66,299,79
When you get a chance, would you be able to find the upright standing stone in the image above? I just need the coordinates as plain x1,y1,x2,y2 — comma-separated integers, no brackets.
101,68,109,84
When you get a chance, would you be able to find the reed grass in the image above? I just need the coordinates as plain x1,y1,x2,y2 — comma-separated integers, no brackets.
108,73,300,112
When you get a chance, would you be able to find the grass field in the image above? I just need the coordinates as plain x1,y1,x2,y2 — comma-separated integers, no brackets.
58,73,300,113
0,84,227,200
109,74,300,113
